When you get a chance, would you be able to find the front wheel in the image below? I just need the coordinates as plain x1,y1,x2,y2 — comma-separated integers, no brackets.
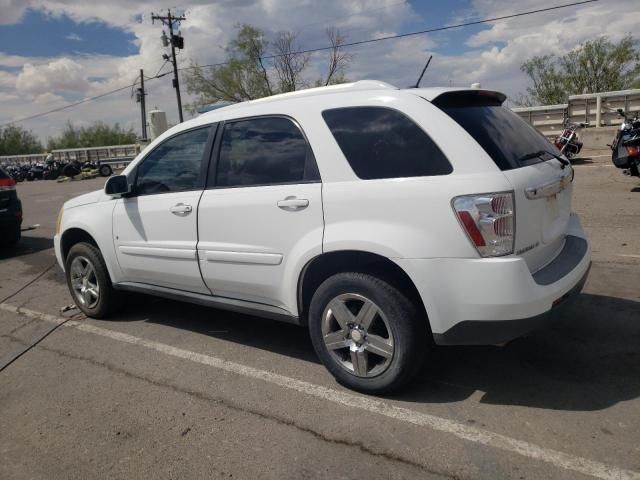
308,272,428,394
65,242,122,318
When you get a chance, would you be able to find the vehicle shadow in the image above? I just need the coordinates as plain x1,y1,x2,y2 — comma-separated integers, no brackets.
399,293,640,411
116,294,318,364
115,291,639,412
0,236,53,260
571,157,594,165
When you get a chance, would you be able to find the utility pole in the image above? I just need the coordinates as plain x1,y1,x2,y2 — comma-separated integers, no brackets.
136,69,148,141
151,9,186,123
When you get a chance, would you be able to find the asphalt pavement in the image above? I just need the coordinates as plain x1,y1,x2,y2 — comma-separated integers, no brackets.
1,152,639,480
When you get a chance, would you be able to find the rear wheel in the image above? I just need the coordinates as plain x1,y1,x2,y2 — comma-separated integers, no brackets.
99,164,113,177
309,272,428,394
65,242,122,318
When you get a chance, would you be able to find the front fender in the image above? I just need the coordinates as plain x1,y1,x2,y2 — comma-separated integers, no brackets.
59,201,122,283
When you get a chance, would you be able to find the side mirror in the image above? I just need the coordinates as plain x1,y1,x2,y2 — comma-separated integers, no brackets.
105,175,130,197
617,108,625,116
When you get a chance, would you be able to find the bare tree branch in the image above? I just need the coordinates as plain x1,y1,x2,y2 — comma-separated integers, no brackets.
324,28,350,86
273,31,310,92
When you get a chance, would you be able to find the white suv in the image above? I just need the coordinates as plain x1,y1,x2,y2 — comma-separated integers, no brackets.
54,80,591,393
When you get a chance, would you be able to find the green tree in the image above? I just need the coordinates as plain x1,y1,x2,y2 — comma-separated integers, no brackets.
519,35,640,106
185,25,351,111
0,125,43,155
47,122,137,150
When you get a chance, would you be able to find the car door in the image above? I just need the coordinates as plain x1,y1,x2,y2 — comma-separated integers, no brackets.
197,116,323,312
112,125,214,294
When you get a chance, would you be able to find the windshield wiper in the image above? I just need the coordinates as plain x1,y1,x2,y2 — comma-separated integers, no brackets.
517,150,570,169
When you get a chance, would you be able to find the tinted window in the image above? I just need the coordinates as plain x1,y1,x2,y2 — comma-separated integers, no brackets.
0,167,8,179
322,107,452,179
215,117,318,187
136,127,210,195
436,98,558,171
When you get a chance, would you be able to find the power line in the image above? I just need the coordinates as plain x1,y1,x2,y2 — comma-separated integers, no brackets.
188,0,599,69
0,0,601,127
0,83,137,128
260,0,600,59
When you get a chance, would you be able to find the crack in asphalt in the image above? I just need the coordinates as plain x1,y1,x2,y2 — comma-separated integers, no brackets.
2,333,458,480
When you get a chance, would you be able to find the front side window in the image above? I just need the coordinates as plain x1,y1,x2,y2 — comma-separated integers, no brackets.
135,127,210,195
322,106,452,180
215,117,319,187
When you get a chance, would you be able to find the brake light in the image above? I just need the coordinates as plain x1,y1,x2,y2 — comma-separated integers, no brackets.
452,192,515,257
0,177,16,191
626,145,640,158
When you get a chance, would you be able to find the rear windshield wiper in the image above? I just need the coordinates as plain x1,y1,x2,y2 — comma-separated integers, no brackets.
517,150,570,169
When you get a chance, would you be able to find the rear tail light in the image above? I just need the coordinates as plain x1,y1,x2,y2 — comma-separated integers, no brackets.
626,145,640,158
0,177,16,191
452,191,515,257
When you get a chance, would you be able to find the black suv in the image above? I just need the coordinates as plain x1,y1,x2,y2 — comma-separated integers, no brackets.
0,166,22,246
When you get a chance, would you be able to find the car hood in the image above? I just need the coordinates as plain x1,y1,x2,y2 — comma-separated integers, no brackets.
64,189,104,209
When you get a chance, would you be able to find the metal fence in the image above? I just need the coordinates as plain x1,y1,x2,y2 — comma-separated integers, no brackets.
0,144,141,166
512,89,640,137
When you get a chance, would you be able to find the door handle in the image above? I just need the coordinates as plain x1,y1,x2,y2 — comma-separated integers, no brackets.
170,203,193,215
277,197,309,210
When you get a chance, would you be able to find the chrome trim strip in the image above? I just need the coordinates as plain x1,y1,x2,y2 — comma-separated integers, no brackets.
119,246,196,260
113,281,300,325
203,250,283,265
525,172,572,200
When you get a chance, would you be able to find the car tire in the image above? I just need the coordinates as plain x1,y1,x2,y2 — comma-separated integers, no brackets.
308,272,428,394
65,242,123,319
99,164,113,177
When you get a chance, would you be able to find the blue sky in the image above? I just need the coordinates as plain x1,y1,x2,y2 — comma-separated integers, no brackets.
0,9,137,59
0,0,637,140
0,1,481,59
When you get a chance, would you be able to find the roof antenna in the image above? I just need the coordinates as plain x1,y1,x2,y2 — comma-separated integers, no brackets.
412,55,432,88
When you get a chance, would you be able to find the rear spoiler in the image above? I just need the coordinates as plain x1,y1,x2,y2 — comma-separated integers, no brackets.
431,90,507,108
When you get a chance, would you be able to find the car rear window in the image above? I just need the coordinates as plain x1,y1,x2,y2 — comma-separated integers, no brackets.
433,92,559,171
322,106,452,180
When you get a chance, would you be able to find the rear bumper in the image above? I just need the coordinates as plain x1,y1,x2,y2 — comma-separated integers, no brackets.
395,213,591,345
432,263,590,345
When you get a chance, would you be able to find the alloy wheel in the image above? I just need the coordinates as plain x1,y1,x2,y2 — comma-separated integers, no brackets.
69,255,100,309
321,293,394,377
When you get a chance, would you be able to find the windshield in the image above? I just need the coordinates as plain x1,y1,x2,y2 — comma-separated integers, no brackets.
437,103,559,171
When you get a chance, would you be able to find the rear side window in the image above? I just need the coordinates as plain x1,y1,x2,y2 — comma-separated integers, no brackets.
434,93,559,171
0,168,8,179
322,106,452,180
215,117,319,188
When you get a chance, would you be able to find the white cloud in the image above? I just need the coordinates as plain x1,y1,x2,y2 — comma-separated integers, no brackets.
0,0,33,25
16,58,90,95
0,0,639,141
65,33,82,41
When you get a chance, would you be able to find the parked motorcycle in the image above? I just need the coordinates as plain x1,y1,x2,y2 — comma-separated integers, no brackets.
3,164,25,182
554,120,585,159
26,162,44,181
610,108,640,177
42,158,65,180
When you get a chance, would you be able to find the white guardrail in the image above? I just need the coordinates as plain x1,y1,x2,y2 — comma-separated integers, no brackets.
512,89,640,137
0,144,141,166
